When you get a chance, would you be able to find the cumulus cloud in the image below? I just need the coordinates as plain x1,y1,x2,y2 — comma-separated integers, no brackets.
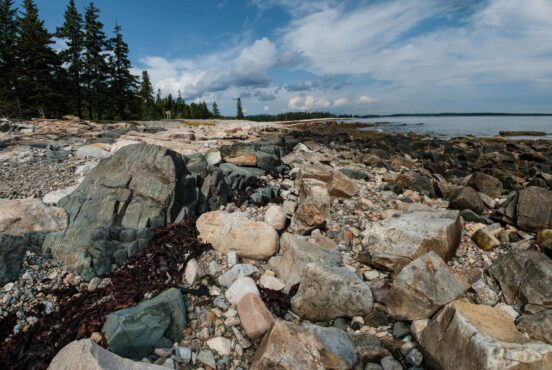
288,95,331,110
358,96,380,104
333,97,349,107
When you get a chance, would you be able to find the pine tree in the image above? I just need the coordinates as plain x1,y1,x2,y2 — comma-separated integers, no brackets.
56,0,84,117
236,97,244,119
83,2,108,119
0,0,19,115
108,22,136,120
17,0,62,117
138,70,154,119
212,102,220,118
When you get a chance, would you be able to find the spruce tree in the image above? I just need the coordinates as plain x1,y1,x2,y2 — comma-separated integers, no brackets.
108,22,136,120
212,102,220,118
139,70,154,119
236,97,244,119
83,2,108,119
0,0,19,115
56,0,84,117
17,0,62,117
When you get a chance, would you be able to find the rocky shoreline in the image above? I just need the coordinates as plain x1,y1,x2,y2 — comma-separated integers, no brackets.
0,116,551,369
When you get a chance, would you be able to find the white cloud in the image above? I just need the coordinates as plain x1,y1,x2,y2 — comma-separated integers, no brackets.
333,97,349,107
288,96,302,109
288,95,331,110
263,106,269,112
359,96,380,104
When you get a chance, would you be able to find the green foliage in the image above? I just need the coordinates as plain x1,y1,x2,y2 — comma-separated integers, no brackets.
236,97,244,119
212,102,220,118
0,0,19,116
139,70,155,119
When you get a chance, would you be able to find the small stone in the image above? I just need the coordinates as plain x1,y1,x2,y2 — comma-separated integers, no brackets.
471,228,501,251
218,264,258,288
176,346,192,363
90,332,102,343
225,277,260,306
87,277,101,291
237,293,274,339
380,355,402,370
392,322,410,338
259,274,285,291
405,348,423,366
3,282,14,292
363,270,380,281
154,348,171,358
207,337,232,356
184,258,202,285
227,251,238,267
264,205,287,231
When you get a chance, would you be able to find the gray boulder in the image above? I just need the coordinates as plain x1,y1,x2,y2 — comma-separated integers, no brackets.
291,263,373,321
42,144,195,279
494,186,552,232
219,163,265,190
103,288,186,360
362,210,461,274
448,186,485,215
468,172,503,198
0,234,43,284
386,252,468,320
489,249,552,308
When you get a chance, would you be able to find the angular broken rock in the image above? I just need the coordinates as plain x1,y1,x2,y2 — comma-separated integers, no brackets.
290,178,331,234
362,210,461,274
418,300,552,370
0,198,67,236
515,309,552,344
448,186,485,215
250,320,356,370
329,170,358,198
471,228,501,251
196,210,279,260
386,252,467,320
489,249,552,308
102,288,186,360
297,163,331,183
468,172,503,198
47,339,169,370
237,293,274,339
268,233,342,292
225,276,260,306
291,263,373,321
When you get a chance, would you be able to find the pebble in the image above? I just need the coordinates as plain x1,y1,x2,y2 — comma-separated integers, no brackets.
207,337,232,356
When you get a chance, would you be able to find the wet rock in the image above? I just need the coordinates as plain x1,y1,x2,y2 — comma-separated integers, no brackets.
468,172,503,198
362,210,461,274
0,198,67,236
471,228,501,251
386,252,467,320
196,210,279,260
47,339,169,370
291,263,373,321
250,320,356,370
448,186,485,215
102,288,186,360
515,309,552,344
418,300,552,370
237,293,274,339
269,233,342,292
489,249,552,308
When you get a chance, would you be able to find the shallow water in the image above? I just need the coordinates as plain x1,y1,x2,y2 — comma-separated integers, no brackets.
341,116,552,139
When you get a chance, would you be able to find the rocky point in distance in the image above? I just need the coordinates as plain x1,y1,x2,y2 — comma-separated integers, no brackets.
0,115,551,369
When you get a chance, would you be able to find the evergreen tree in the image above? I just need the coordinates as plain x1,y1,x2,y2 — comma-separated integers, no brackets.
0,0,19,115
138,70,154,119
236,97,244,119
83,2,108,119
212,102,219,118
56,0,84,117
17,0,63,117
108,22,136,119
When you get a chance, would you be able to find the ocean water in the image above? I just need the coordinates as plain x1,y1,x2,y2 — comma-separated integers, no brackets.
342,116,552,139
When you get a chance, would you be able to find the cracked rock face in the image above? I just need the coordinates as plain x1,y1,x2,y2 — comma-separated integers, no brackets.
362,210,462,274
419,300,552,370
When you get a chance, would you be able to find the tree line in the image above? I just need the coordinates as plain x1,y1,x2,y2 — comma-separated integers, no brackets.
0,0,228,120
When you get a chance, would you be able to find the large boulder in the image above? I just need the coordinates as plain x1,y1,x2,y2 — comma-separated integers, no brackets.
196,210,279,260
418,300,552,370
489,249,552,308
102,288,186,360
42,144,197,279
362,210,462,274
250,320,356,370
494,186,552,232
468,172,503,198
47,339,169,370
448,187,485,215
268,233,342,292
386,252,468,320
291,263,373,321
0,198,67,236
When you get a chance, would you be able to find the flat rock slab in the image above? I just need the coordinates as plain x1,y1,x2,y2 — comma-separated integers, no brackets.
102,288,186,360
419,300,552,370
386,251,468,320
291,263,373,321
489,249,552,308
48,339,170,370
362,210,461,274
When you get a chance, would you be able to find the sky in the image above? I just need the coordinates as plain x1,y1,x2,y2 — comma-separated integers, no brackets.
15,0,552,115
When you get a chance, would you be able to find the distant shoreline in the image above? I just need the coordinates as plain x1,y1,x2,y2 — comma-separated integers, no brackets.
355,113,552,118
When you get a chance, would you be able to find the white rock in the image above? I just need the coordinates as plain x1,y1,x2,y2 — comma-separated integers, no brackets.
110,140,140,153
205,150,222,166
76,143,111,159
184,259,202,285
42,184,79,205
218,264,258,288
206,337,232,356
259,274,285,291
75,161,97,175
264,205,286,231
363,270,380,281
225,276,260,306
227,251,238,267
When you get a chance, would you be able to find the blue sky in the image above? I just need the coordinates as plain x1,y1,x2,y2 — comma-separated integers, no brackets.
16,0,552,115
